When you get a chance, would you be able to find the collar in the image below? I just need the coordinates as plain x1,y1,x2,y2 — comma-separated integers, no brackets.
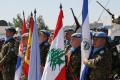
40,41,48,46
5,36,13,42
93,46,105,54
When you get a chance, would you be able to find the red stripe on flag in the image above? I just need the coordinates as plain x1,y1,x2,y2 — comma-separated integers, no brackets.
53,9,64,40
23,62,29,76
55,65,66,80
22,18,26,34
29,16,34,32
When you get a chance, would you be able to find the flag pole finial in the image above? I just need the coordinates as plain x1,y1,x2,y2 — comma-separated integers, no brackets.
60,4,62,9
23,11,25,17
31,12,33,16
34,9,37,15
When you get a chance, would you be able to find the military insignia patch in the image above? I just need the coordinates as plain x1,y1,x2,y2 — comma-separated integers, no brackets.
83,39,90,50
113,52,117,56
99,50,104,54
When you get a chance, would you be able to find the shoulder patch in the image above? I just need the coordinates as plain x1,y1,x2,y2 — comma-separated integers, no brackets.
44,42,49,46
99,50,104,54
113,52,117,56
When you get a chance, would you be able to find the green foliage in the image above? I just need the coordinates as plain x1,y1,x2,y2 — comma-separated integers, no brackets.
37,16,49,30
12,13,49,31
13,14,23,28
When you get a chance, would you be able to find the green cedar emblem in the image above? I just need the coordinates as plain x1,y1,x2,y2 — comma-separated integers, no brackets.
48,48,65,71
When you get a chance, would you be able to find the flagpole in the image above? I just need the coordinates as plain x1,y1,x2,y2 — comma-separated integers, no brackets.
80,0,92,80
23,11,25,18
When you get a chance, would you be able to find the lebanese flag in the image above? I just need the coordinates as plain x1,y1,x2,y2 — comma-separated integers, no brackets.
41,4,66,80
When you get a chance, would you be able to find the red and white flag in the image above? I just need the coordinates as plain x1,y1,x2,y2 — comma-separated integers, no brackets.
14,12,26,80
41,4,66,80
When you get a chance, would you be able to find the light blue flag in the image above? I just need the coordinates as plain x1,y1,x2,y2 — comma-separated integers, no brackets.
28,11,41,80
80,0,92,80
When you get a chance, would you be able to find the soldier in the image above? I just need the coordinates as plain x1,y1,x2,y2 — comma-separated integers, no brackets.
66,33,81,80
39,30,50,73
84,32,112,80
97,26,120,79
64,28,74,47
48,32,54,45
108,38,120,79
0,27,18,80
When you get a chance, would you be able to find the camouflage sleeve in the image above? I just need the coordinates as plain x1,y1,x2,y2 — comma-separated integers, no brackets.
0,42,17,65
0,43,9,65
14,40,20,55
87,55,102,68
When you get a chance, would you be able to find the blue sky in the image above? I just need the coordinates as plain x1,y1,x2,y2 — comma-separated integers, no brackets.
0,0,120,29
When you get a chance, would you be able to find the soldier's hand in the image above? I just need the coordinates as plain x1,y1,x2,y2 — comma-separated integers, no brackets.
40,65,45,73
83,58,88,65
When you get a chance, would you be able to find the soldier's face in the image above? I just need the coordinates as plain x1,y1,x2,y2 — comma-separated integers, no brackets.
70,37,81,48
64,32,73,41
48,34,54,44
22,37,28,46
93,38,106,48
5,31,14,37
39,33,48,43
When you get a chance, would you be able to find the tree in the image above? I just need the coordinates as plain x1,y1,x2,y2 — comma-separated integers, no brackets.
37,16,49,30
13,14,23,28
8,22,14,26
13,13,49,31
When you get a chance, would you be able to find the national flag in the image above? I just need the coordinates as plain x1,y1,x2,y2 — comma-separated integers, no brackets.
14,43,24,80
80,0,92,80
14,12,27,80
23,13,34,77
28,10,41,80
41,4,66,80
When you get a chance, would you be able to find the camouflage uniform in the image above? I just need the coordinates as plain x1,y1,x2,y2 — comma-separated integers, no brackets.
87,47,112,80
0,37,18,80
0,39,4,80
66,46,81,80
40,41,50,72
109,45,120,79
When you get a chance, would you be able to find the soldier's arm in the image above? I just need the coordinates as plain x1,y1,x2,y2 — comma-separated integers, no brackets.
85,55,102,68
0,42,17,65
0,44,9,65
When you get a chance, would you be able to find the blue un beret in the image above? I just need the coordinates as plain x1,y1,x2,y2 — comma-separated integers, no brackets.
64,28,74,32
40,30,50,37
97,26,108,31
93,32,107,38
71,33,82,38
